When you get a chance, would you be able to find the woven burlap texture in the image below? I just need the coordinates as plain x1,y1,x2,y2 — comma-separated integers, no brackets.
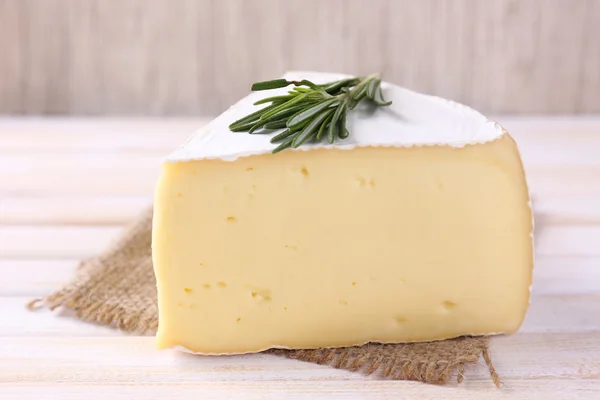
30,206,499,386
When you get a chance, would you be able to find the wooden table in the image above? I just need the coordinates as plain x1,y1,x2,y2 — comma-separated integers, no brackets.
1,117,599,399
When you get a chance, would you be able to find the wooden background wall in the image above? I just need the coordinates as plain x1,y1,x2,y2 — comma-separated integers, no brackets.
0,0,599,116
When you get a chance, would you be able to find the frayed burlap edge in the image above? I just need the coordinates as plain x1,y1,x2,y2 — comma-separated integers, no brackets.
272,337,499,385
27,206,500,387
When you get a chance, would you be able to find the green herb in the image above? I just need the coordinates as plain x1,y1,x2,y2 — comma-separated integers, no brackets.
228,74,392,153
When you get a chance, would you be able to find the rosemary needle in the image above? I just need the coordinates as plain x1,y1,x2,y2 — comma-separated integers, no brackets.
229,74,392,153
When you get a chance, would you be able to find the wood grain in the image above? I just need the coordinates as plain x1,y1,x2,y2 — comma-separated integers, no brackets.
9,162,595,198
1,118,599,199
0,117,203,153
0,226,122,258
2,193,599,226
3,293,598,337
3,255,599,297
3,116,599,153
0,334,598,393
0,220,598,259
2,381,600,400
0,0,599,115
0,259,80,296
0,197,151,225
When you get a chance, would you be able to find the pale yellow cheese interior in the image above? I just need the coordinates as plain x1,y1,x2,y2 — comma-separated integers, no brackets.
152,134,533,354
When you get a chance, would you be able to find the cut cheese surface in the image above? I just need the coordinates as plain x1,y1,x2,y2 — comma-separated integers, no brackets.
152,71,533,355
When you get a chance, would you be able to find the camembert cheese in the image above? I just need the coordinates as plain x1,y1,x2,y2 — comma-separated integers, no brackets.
152,71,534,355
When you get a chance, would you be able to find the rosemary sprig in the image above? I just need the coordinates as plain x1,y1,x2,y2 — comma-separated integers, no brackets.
228,74,392,153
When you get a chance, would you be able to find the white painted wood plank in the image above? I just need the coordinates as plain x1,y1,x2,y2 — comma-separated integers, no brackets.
0,118,205,153
0,333,598,383
0,0,70,114
2,193,599,226
520,294,600,333
499,116,600,168
534,226,600,256
526,167,600,197
0,298,125,337
0,226,122,258
0,259,78,296
534,195,600,225
3,293,597,337
1,157,598,198
1,380,599,400
1,223,598,259
0,336,362,381
0,196,150,225
1,120,599,198
496,116,600,134
2,117,600,166
0,154,162,197
2,0,599,115
2,256,598,298
531,257,600,295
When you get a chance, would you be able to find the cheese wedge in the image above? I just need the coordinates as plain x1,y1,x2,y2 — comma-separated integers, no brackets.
152,71,534,355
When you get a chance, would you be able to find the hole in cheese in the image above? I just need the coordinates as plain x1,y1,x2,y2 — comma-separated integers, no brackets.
251,289,272,302
443,301,457,311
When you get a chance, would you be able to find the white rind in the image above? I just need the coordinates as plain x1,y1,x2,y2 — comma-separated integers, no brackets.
166,71,505,163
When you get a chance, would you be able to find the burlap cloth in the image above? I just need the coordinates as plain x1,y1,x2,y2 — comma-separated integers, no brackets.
29,206,500,386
